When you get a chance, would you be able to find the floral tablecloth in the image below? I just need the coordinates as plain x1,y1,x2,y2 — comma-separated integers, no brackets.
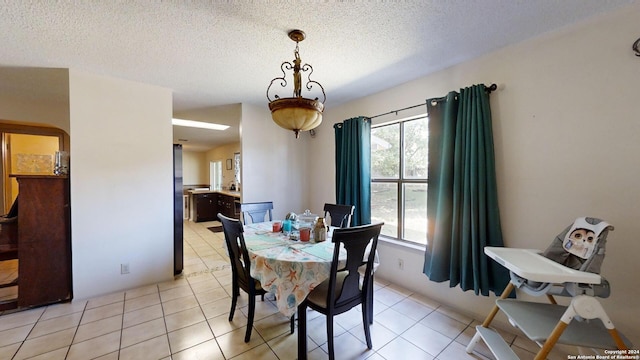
244,221,344,317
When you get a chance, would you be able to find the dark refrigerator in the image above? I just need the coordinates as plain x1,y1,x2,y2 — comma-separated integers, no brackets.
173,144,183,275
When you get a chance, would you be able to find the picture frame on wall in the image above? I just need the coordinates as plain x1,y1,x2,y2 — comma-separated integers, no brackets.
226,159,232,170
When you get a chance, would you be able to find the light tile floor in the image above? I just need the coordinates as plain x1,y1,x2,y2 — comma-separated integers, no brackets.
0,220,578,359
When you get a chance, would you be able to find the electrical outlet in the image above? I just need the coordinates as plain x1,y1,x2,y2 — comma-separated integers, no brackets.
121,263,130,274
397,258,404,270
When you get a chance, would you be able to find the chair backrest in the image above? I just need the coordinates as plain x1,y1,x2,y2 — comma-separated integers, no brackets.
543,217,613,274
240,201,273,225
327,222,383,309
218,213,254,291
323,203,355,228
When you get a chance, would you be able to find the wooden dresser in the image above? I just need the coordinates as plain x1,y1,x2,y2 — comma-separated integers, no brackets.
15,175,72,307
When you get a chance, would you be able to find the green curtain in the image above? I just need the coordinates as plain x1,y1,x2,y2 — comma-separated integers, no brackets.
422,84,510,296
334,116,371,226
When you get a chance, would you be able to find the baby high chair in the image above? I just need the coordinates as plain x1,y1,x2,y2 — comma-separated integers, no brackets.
466,217,632,360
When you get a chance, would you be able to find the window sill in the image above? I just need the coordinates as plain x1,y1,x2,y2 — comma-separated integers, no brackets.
379,235,426,253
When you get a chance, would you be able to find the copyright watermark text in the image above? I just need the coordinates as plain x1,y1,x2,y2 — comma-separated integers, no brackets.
567,350,640,360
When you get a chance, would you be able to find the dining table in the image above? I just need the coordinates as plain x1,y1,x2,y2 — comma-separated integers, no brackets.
243,221,345,317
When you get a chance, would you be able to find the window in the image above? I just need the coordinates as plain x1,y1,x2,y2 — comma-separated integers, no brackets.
234,152,241,185
210,161,222,190
371,116,428,245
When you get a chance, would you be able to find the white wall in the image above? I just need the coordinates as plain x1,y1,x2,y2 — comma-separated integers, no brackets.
240,103,307,219
69,70,174,299
0,68,70,134
307,3,640,344
182,150,208,185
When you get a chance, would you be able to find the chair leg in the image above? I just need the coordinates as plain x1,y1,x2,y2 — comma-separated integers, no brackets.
327,315,335,360
368,275,374,324
362,305,373,349
245,294,256,342
229,285,239,321
297,303,308,360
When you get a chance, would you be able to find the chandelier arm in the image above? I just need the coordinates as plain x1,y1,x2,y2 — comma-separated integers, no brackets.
267,61,294,101
302,64,327,103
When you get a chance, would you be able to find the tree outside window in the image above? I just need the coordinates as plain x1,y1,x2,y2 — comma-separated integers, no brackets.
371,116,428,245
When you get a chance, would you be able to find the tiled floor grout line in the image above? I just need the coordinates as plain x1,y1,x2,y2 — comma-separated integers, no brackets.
117,297,126,360
9,306,43,359
157,283,173,360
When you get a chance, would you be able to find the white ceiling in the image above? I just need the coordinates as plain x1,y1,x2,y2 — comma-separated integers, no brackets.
0,1,635,150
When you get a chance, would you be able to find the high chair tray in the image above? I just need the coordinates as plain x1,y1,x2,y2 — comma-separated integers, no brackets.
485,247,601,284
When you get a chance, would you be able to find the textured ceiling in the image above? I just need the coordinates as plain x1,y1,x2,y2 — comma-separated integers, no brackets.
0,0,635,150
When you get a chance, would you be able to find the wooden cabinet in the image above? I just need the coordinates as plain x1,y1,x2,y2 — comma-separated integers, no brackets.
218,194,239,219
192,191,239,221
16,175,72,308
194,193,218,222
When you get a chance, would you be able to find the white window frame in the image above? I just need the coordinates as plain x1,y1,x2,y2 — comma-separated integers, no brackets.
371,114,428,246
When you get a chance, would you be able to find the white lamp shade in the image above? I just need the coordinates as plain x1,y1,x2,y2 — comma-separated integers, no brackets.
269,97,324,137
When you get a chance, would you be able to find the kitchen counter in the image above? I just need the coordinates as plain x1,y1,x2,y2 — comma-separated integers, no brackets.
188,189,240,198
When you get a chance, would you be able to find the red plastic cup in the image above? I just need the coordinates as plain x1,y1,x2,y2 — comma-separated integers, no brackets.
300,227,311,242
272,221,282,232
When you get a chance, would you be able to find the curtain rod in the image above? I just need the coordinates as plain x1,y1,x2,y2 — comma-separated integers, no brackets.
369,103,426,120
368,83,497,120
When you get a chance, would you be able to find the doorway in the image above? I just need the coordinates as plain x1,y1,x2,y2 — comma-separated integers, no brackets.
3,133,61,212
0,123,67,213
0,122,67,308
210,160,222,190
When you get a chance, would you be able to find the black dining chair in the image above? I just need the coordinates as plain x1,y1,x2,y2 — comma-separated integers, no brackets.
297,222,384,360
218,213,293,342
323,203,379,324
240,201,273,225
323,203,355,228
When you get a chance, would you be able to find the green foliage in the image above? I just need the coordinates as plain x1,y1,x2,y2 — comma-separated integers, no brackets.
371,118,427,179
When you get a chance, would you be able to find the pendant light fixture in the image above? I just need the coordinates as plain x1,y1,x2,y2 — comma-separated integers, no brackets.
267,30,326,138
